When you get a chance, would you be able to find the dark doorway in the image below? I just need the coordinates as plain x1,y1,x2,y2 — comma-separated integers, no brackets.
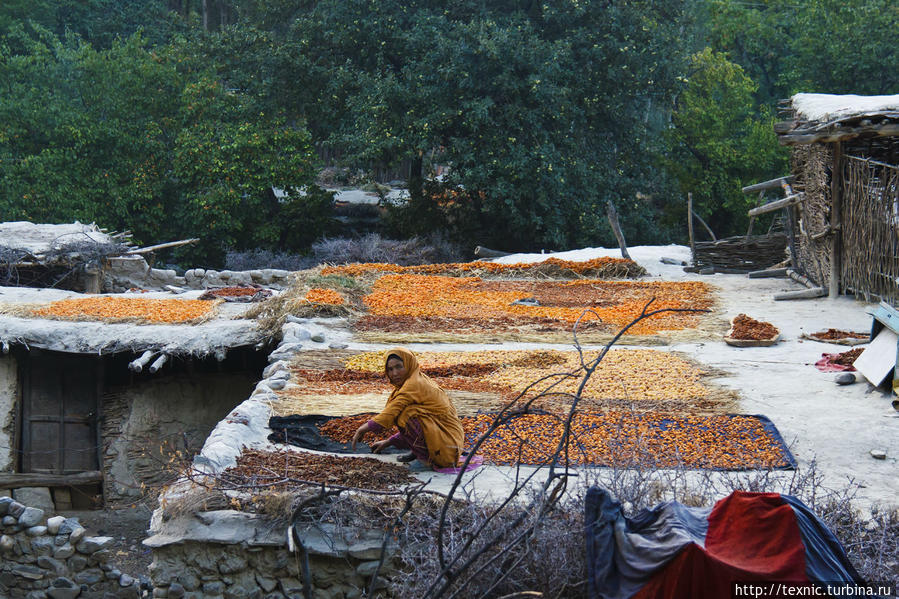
19,350,101,474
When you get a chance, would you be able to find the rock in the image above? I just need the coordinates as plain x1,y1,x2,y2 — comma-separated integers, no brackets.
12,564,45,580
53,544,75,559
46,517,65,535
19,506,46,528
67,526,86,542
0,496,14,515
270,269,289,279
37,556,66,575
835,372,857,385
279,578,303,596
262,361,289,378
73,569,104,585
166,583,184,598
281,323,312,343
1,534,14,551
329,343,349,350
229,272,254,286
217,555,246,575
57,520,82,537
31,536,54,554
27,525,48,537
75,536,113,554
68,555,88,571
224,586,248,599
266,379,287,390
870,449,887,460
152,588,169,598
119,574,134,587
2,515,17,526
356,560,382,578
106,569,121,580
26,591,49,599
47,588,80,599
255,575,278,593
201,581,224,595
310,334,325,343
348,541,387,561
8,501,26,518
13,488,54,514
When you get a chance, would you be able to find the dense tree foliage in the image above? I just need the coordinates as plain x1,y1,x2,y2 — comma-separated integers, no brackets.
0,1,896,264
0,23,321,264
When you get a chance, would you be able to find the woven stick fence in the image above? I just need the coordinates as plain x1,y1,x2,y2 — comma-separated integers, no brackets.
841,156,899,303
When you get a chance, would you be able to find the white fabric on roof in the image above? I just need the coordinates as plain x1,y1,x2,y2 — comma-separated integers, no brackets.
791,93,899,122
0,221,113,254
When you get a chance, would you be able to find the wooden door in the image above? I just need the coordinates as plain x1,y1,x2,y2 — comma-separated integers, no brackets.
20,351,100,474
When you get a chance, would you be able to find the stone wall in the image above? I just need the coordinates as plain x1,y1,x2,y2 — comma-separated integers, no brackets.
102,372,258,504
0,496,142,598
104,256,292,293
146,513,395,599
0,354,18,472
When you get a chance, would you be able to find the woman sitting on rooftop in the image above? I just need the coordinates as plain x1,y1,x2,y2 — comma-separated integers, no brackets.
351,347,465,470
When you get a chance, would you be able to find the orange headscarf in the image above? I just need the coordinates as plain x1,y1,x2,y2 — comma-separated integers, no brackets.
371,347,465,468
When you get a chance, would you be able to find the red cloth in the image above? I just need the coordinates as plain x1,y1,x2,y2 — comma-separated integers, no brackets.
633,492,808,598
815,353,855,372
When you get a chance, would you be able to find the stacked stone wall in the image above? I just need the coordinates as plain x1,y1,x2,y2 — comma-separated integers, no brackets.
0,497,142,598
146,517,396,599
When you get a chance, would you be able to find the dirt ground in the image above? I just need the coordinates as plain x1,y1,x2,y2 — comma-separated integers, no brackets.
61,504,155,584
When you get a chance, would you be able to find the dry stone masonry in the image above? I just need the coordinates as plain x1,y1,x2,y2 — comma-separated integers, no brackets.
0,496,141,598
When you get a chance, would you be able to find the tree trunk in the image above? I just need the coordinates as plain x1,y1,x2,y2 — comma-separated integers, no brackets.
408,151,424,204
606,201,631,260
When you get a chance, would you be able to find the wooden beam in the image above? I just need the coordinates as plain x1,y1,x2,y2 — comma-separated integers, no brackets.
774,287,826,301
0,471,103,489
125,238,199,255
687,193,695,261
748,268,788,279
741,176,794,194
473,246,510,259
777,123,899,145
747,194,802,217
691,210,717,241
830,142,843,298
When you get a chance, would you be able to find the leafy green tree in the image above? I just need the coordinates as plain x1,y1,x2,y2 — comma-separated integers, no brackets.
664,48,787,238
264,0,692,250
0,24,320,265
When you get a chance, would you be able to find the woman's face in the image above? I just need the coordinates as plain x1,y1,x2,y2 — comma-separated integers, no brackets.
386,356,408,387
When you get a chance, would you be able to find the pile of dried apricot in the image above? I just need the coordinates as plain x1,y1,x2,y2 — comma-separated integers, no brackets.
321,256,641,278
360,275,712,335
31,297,215,324
304,288,345,305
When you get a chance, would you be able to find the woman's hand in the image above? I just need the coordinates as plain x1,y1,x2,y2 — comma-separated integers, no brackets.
351,423,368,451
370,439,392,454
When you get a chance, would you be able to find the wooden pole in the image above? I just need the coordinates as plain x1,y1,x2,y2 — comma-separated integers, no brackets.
687,193,696,261
691,210,717,241
829,142,843,298
606,201,631,260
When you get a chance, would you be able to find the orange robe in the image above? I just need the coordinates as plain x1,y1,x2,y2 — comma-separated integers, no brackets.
371,347,465,468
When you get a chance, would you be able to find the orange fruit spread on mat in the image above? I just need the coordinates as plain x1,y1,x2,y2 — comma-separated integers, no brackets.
31,297,215,323
321,256,635,277
361,275,712,334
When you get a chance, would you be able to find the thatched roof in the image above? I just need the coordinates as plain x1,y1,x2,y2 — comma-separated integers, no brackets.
775,93,899,145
